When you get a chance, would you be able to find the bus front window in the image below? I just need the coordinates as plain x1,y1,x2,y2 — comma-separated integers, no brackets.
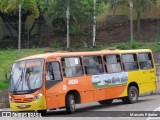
9,59,44,94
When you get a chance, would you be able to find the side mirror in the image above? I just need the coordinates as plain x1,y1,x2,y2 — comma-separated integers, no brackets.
5,70,8,81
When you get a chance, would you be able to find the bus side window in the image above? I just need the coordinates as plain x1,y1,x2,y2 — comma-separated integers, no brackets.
62,57,84,77
83,56,104,75
122,54,139,71
104,54,122,73
46,62,62,89
138,53,153,69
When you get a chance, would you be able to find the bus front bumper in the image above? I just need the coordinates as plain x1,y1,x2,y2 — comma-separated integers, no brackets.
10,96,47,111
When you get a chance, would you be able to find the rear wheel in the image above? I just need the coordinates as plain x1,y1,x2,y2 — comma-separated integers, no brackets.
98,99,113,105
122,86,139,104
66,94,76,114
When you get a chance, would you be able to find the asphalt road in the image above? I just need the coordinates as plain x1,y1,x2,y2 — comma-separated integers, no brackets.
1,95,160,120
43,95,160,119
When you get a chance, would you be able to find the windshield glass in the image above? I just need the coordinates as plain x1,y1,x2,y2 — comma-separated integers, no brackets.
9,59,44,93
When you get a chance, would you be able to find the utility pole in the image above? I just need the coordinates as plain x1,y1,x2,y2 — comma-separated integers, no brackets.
18,4,21,59
93,0,96,47
66,0,70,49
130,0,134,47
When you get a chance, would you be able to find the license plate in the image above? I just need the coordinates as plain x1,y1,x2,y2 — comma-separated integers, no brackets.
20,104,26,108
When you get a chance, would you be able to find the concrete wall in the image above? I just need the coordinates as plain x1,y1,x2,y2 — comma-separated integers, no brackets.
0,90,9,109
25,14,38,35
0,14,38,40
97,6,159,23
0,5,159,39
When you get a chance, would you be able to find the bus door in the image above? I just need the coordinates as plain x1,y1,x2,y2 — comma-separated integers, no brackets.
45,61,63,109
138,53,156,91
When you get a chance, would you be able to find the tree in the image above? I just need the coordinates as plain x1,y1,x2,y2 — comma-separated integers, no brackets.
0,0,39,46
154,0,160,42
109,0,154,33
43,0,108,48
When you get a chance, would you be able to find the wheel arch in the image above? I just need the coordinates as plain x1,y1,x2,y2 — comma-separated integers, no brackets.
128,82,139,94
65,90,81,104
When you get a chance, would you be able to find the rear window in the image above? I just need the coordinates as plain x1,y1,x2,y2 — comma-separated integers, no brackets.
138,53,153,69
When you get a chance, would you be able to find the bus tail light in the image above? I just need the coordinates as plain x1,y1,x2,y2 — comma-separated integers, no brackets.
34,93,42,101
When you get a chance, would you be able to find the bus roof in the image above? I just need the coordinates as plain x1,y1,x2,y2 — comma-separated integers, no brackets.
17,49,152,62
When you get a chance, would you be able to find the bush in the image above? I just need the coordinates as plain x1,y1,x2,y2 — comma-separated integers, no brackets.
50,40,62,50
132,40,140,49
117,43,127,50
0,80,9,90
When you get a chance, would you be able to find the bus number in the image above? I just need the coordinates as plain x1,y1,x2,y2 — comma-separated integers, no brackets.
68,79,78,85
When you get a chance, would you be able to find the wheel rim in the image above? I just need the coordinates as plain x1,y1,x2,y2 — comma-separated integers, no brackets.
70,98,75,111
130,89,137,101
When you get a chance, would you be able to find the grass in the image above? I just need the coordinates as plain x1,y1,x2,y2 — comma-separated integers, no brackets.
0,80,9,90
0,42,160,90
0,47,52,90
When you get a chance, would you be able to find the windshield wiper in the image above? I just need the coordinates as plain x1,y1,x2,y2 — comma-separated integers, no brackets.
13,70,24,93
13,61,27,93
13,63,32,93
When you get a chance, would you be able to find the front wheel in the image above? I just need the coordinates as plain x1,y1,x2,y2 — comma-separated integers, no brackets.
122,86,139,104
66,94,76,114
37,110,47,116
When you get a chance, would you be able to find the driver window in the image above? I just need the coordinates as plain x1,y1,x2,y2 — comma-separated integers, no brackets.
46,62,62,89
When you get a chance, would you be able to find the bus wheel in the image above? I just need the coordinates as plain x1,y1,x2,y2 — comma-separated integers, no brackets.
98,99,113,105
66,94,76,114
122,86,139,104
37,110,47,116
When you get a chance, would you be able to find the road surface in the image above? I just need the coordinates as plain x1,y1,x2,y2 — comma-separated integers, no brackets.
1,95,160,120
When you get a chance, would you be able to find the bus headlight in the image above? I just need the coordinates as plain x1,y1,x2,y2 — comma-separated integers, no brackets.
9,96,14,103
34,93,42,101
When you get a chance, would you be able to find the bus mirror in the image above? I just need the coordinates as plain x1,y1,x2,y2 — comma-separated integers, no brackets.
5,70,8,81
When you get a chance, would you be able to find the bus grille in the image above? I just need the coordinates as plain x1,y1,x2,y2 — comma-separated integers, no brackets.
14,99,22,103
23,98,33,103
14,98,33,103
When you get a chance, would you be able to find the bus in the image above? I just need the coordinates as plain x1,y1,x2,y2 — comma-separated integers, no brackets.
9,49,157,114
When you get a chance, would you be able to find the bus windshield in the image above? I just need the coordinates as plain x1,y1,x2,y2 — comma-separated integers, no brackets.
9,59,44,94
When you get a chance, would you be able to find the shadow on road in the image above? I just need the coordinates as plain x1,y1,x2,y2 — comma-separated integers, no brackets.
43,98,154,117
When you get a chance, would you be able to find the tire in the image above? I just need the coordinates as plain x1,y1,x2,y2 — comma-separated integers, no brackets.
122,86,139,104
98,99,113,105
66,94,76,114
37,110,47,116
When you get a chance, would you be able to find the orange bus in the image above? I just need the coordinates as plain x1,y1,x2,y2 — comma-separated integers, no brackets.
9,49,157,114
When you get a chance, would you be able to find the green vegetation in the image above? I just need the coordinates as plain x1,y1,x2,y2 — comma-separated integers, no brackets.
50,40,63,50
44,0,108,34
0,80,9,91
0,48,51,90
93,83,127,89
110,0,154,33
0,0,40,41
